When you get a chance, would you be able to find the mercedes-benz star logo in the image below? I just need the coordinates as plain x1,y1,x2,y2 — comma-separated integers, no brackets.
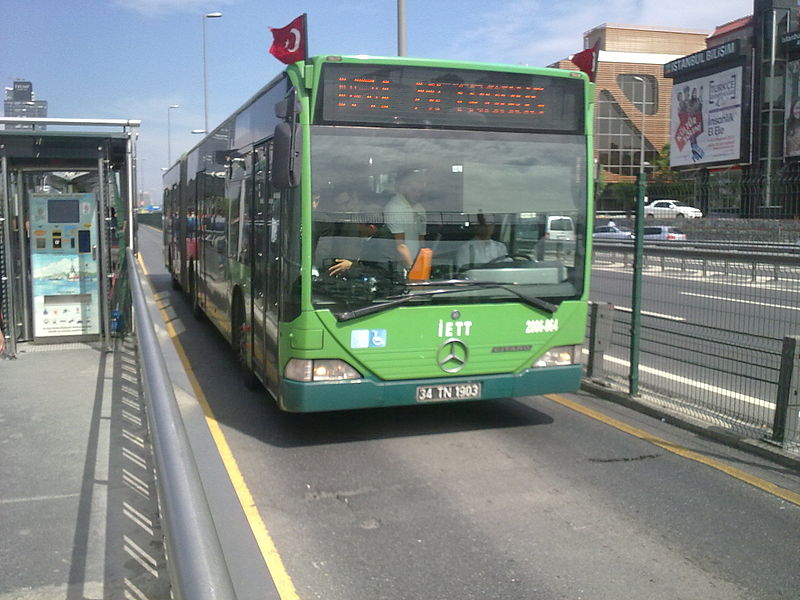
436,338,469,373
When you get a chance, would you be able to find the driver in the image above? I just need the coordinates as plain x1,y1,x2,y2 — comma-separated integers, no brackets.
456,212,508,269
327,204,396,278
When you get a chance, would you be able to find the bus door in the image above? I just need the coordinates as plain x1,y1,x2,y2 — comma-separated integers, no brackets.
188,172,204,309
251,142,280,392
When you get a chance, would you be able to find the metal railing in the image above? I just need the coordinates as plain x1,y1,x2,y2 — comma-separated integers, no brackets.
127,248,237,600
588,241,800,451
600,170,800,220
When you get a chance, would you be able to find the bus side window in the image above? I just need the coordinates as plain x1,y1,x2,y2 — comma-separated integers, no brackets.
266,191,281,315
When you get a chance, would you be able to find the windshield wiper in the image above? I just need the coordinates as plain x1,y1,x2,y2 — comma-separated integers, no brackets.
446,280,559,314
333,286,467,321
332,280,558,321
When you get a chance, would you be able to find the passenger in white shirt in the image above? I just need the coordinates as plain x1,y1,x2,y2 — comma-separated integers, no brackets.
456,212,508,269
384,170,427,268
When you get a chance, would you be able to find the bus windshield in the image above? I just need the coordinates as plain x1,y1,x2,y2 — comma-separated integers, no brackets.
310,126,587,314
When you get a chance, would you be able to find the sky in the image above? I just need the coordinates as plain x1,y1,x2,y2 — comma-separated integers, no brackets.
2,0,755,205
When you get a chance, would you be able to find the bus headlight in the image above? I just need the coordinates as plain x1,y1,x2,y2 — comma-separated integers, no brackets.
533,345,581,368
285,358,362,382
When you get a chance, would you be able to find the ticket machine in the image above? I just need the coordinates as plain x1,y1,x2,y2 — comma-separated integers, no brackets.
29,193,100,340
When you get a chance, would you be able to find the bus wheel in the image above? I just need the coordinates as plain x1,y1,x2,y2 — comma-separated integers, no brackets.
168,252,180,290
233,303,259,390
188,267,203,320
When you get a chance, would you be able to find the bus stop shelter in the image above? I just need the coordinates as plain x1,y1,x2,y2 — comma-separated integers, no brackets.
0,117,139,357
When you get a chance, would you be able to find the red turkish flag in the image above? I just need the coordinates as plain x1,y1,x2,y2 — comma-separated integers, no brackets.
570,41,599,82
269,14,307,64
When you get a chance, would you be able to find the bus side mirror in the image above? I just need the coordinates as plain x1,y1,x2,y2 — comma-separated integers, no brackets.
271,121,302,189
274,95,300,121
271,90,302,189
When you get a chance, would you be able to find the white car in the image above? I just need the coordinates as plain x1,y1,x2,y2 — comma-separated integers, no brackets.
545,216,575,241
644,199,703,219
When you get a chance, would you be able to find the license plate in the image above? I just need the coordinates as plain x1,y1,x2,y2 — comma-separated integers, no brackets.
416,382,482,403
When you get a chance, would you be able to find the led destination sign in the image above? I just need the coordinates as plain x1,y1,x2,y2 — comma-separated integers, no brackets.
320,64,583,132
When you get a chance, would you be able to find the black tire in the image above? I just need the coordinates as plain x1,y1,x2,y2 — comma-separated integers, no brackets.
232,299,259,390
188,267,203,320
168,251,181,290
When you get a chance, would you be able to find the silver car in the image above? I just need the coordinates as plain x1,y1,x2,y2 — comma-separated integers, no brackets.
643,225,687,241
593,225,634,239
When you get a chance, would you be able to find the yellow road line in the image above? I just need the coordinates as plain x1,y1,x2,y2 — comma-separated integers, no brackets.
137,255,301,600
546,393,800,507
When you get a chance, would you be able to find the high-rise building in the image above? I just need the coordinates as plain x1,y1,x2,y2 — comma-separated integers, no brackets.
551,24,708,184
4,80,48,130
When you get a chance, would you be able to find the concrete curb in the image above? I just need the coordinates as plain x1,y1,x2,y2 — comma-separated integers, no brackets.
581,379,800,472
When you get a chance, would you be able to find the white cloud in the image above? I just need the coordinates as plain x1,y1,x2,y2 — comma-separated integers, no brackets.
113,0,236,17
448,0,753,66
103,92,204,201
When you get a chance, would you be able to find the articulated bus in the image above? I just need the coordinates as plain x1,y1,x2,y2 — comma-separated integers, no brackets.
163,55,593,412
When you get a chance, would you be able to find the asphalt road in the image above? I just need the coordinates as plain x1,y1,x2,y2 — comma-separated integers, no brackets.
591,250,800,339
590,250,799,426
138,226,800,600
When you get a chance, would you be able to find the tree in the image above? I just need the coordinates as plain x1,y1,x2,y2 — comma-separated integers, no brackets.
651,144,675,184
595,169,608,204
612,182,637,213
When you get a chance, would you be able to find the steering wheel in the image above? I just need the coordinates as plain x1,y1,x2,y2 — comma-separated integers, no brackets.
485,253,531,265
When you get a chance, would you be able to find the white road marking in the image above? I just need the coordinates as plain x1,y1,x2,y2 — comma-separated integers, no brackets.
0,493,79,505
613,306,686,321
592,263,800,293
600,353,774,409
681,291,800,311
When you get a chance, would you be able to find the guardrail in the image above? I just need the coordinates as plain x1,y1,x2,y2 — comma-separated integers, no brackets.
593,239,800,280
593,238,800,256
589,241,800,452
127,248,237,600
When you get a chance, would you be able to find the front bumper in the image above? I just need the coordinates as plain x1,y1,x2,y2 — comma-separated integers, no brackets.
278,364,582,412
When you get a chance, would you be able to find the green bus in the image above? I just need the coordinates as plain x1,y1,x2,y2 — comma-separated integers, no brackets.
163,55,593,412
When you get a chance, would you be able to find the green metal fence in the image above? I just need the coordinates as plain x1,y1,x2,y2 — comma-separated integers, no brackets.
600,170,800,221
588,240,800,453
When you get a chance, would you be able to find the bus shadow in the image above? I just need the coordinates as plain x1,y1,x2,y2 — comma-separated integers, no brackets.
250,398,555,449
148,272,555,448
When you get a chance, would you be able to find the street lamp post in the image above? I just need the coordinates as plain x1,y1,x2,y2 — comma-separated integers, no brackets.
167,104,179,165
202,12,223,133
397,0,407,56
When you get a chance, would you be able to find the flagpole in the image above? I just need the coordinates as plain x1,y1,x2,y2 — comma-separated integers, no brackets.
302,13,308,60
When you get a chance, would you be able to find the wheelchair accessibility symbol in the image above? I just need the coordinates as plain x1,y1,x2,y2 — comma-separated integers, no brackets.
370,329,386,347
350,329,388,349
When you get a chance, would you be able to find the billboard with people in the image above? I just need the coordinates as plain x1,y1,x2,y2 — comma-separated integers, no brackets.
670,66,743,167
784,58,800,158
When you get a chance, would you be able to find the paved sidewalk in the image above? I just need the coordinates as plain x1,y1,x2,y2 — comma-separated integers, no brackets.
0,340,167,600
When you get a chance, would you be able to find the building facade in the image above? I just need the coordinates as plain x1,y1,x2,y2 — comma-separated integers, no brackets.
551,23,708,195
3,81,48,130
662,0,800,218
